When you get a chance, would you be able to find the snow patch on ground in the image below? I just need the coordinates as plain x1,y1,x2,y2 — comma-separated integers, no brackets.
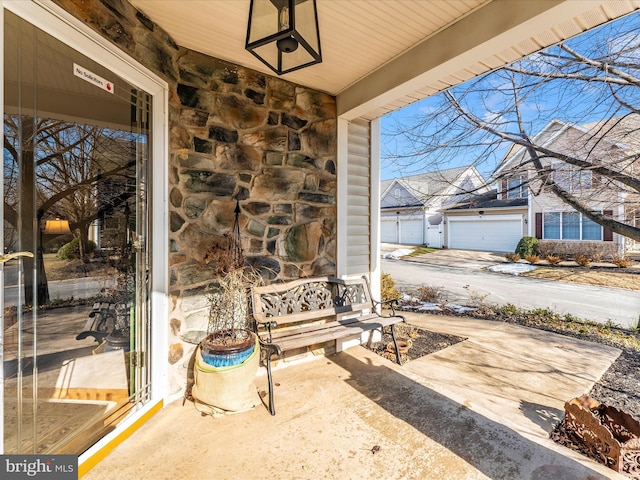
398,294,477,314
488,263,536,275
382,248,413,259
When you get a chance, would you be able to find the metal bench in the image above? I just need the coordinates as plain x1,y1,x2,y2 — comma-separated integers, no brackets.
76,302,116,344
251,275,405,415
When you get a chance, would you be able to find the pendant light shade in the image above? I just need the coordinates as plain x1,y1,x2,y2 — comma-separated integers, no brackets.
43,218,71,234
245,0,322,75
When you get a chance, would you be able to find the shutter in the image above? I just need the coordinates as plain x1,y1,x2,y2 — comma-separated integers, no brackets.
535,212,542,239
603,209,613,242
500,179,508,199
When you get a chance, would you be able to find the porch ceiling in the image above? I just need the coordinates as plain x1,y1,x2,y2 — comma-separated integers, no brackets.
129,0,640,120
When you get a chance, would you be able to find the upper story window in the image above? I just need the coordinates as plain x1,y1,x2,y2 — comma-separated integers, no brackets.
551,163,592,191
506,174,528,199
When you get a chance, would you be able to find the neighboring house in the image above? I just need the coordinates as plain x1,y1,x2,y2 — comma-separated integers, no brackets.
479,116,640,255
380,166,488,247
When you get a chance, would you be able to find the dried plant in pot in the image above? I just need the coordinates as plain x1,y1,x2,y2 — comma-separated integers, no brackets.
192,266,265,414
200,266,263,367
191,208,264,414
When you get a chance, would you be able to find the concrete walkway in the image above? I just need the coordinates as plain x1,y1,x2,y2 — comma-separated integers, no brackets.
84,314,624,480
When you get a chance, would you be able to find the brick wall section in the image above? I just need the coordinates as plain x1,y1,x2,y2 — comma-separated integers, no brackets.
54,0,338,395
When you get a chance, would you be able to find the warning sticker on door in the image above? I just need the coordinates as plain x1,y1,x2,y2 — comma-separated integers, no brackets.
73,63,114,94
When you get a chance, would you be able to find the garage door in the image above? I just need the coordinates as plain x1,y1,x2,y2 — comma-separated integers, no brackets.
449,215,523,252
380,216,424,244
399,218,423,244
380,217,397,243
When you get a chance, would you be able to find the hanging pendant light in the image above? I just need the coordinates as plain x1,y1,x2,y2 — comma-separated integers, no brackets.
245,0,322,75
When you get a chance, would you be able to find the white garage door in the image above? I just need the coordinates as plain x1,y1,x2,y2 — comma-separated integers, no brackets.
380,215,424,244
449,215,523,252
380,217,397,243
400,218,424,244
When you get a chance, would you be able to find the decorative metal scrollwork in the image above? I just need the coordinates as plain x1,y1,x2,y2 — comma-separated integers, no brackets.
259,280,366,317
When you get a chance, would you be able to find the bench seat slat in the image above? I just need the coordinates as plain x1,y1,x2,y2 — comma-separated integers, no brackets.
260,314,403,352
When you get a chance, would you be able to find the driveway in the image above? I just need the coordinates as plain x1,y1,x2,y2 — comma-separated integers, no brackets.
381,246,640,329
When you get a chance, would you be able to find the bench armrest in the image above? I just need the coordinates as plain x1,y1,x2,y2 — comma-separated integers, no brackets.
372,297,400,317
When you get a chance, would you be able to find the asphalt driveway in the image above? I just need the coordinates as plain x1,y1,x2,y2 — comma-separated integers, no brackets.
381,246,640,329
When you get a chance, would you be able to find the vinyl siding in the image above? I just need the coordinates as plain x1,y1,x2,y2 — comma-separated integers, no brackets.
346,118,372,276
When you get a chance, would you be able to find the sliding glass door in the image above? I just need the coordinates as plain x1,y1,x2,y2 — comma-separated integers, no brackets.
3,9,151,454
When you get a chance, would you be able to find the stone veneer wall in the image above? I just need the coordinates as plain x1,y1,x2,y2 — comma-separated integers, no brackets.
55,0,338,396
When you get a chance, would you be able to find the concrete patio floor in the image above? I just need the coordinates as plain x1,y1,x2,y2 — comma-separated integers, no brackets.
83,313,625,480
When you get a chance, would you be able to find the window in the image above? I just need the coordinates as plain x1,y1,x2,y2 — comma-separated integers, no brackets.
562,212,580,240
551,163,591,191
543,211,602,240
544,212,561,239
506,174,528,199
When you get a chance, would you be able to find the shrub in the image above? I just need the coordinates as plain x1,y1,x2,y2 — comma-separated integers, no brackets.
515,236,539,258
537,240,616,261
505,252,521,262
524,254,540,264
380,272,400,303
415,285,445,303
613,255,633,268
575,254,591,267
56,238,96,260
546,255,562,265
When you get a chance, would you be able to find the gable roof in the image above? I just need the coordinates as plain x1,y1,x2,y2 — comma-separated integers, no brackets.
494,114,640,178
381,165,485,208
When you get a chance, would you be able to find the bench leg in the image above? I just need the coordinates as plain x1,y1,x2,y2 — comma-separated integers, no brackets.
388,324,402,365
264,348,277,416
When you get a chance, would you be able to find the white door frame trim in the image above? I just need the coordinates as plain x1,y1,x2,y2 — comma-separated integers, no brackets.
1,0,169,461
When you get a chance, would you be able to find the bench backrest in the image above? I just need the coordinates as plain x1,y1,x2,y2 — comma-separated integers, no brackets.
251,276,373,326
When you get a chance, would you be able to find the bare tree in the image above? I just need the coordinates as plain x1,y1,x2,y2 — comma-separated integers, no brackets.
4,116,137,304
383,12,640,242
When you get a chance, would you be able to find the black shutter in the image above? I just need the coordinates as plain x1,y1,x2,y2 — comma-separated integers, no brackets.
500,179,508,199
535,212,543,239
603,209,613,242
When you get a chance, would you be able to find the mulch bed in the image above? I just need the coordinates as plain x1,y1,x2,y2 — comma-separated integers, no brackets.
364,323,466,363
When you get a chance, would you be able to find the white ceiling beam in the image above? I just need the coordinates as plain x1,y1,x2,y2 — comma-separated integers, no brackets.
336,0,601,120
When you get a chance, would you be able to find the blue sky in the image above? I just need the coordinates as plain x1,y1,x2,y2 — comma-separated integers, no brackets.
379,10,640,181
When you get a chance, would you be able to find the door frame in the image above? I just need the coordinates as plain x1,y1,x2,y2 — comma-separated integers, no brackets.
0,0,169,466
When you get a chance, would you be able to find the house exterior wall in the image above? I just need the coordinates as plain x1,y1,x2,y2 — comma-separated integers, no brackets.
381,182,420,209
499,122,631,254
54,0,338,396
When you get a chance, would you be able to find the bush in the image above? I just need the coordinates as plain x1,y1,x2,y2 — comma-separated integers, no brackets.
575,254,591,267
524,254,540,264
546,255,562,265
537,240,616,261
380,272,399,303
613,255,633,268
415,285,445,303
56,238,96,260
505,252,521,262
515,236,539,258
